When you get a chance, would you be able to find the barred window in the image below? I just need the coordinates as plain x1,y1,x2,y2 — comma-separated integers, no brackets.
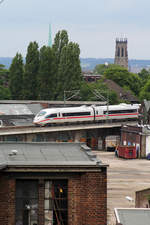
44,180,68,225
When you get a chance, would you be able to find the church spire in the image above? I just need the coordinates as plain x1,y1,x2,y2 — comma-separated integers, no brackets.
48,24,52,47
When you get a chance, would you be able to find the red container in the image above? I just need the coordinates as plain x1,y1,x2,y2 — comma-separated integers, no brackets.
117,145,137,159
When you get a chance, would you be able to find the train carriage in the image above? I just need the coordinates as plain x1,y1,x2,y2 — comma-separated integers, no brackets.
33,105,94,126
33,104,140,126
94,104,139,122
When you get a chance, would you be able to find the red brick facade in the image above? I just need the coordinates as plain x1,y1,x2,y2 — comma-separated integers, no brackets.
0,169,107,225
0,174,15,225
136,188,150,208
121,125,142,157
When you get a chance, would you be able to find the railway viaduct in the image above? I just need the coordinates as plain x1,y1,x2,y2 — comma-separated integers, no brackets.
0,121,137,150
0,100,138,150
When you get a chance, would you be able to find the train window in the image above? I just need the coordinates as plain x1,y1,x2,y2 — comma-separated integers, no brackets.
104,109,137,115
46,113,57,118
62,112,91,117
37,111,47,117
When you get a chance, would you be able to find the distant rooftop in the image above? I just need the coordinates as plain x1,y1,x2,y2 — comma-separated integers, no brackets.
0,103,42,115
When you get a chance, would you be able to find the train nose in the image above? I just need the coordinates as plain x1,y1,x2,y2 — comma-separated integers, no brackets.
33,116,39,124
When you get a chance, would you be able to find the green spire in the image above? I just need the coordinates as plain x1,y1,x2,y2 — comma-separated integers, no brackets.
48,24,52,47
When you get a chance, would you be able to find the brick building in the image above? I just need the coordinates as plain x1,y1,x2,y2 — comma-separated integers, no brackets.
0,142,108,225
136,188,150,208
82,71,101,82
139,99,150,125
121,125,150,158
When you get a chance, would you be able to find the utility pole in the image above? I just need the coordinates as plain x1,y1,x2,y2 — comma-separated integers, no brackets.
64,90,80,106
92,89,109,120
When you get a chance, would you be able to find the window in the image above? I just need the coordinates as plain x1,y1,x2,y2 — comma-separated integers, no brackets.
121,47,124,57
15,179,68,225
62,111,90,117
15,180,38,225
37,111,46,117
46,113,57,118
117,47,120,57
104,109,137,115
44,180,68,225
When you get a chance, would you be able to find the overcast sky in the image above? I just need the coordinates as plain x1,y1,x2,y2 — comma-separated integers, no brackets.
0,0,150,59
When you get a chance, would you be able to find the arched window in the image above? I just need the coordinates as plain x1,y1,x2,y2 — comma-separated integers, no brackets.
117,47,120,57
121,48,124,57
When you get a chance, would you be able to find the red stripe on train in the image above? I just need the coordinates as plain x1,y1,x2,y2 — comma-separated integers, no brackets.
37,113,138,124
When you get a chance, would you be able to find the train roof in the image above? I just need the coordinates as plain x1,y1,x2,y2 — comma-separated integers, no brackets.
95,104,140,110
40,105,93,113
38,104,140,115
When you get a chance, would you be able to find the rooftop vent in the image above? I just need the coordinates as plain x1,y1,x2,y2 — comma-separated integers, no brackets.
9,149,18,156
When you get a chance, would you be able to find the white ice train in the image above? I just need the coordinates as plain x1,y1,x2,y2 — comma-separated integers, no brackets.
33,103,140,126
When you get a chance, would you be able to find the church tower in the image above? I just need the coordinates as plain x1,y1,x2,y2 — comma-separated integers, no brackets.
48,24,52,47
114,38,128,69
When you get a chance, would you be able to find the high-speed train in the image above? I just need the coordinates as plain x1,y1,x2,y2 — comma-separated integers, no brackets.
33,103,140,126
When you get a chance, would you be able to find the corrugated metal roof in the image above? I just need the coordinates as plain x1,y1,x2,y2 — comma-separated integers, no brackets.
0,142,104,168
115,208,150,225
0,104,33,115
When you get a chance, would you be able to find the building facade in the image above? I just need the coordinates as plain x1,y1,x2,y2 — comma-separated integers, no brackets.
0,142,108,225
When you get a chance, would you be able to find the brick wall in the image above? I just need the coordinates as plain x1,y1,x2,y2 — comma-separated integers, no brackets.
68,169,107,225
0,169,107,225
0,174,15,225
136,189,150,208
121,126,142,157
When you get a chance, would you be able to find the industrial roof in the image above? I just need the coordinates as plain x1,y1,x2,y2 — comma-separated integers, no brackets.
115,208,150,225
0,103,42,126
0,142,106,169
0,104,33,115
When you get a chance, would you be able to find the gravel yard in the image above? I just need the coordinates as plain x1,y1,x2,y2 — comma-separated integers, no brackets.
95,151,150,225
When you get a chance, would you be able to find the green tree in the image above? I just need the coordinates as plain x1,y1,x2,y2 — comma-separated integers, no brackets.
138,68,150,86
9,53,24,99
0,64,9,86
37,46,55,100
52,30,69,99
128,72,141,96
104,65,141,96
79,80,119,104
23,41,39,99
0,85,10,99
94,63,114,75
139,79,150,100
52,30,69,65
56,42,82,100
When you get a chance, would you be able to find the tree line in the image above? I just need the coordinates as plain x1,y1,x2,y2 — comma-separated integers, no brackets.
3,30,82,100
94,64,150,101
1,29,150,103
